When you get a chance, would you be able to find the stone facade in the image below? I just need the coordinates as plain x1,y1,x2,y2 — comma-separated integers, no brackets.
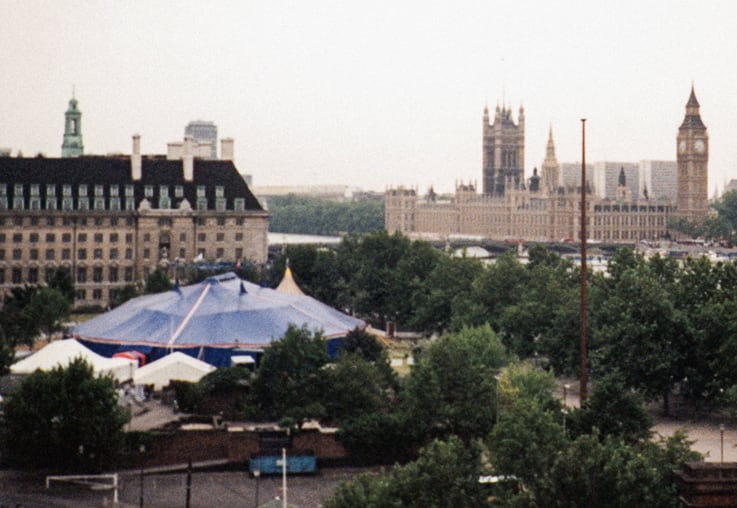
0,134,268,309
387,90,707,243
677,85,710,222
482,104,525,196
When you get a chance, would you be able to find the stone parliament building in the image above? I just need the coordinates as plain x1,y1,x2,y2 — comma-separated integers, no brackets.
0,97,269,308
386,88,709,243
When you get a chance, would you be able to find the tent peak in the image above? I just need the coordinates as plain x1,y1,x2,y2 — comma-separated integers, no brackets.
276,266,305,295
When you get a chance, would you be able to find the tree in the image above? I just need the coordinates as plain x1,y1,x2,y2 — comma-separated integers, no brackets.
490,393,566,491
0,285,40,349
527,432,700,508
3,358,129,470
248,324,330,424
0,326,15,375
402,325,507,442
144,267,173,294
322,353,394,424
410,254,484,334
569,374,652,443
325,436,488,508
48,266,75,303
267,194,385,236
109,283,139,308
26,287,71,340
590,261,688,415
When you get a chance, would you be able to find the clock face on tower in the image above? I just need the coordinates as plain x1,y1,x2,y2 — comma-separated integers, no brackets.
679,140,687,154
695,139,705,153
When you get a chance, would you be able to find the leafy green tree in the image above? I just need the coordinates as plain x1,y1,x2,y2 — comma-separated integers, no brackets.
109,283,139,308
499,361,560,414
490,396,566,491
26,287,71,340
527,432,700,508
0,326,15,374
569,374,652,443
249,324,329,424
402,325,507,442
325,436,488,508
267,194,384,236
48,266,75,303
710,189,737,241
341,231,440,328
339,327,397,389
144,267,173,293
452,251,528,331
336,412,415,465
3,358,129,470
0,285,39,348
410,254,484,334
590,261,688,415
322,353,395,424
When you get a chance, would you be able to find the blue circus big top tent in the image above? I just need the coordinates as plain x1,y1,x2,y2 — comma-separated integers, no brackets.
70,271,366,367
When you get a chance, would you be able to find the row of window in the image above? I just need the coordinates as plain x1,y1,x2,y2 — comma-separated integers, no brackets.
0,216,134,227
1,230,249,245
0,266,133,285
0,215,250,227
1,183,225,199
0,244,248,262
0,247,132,261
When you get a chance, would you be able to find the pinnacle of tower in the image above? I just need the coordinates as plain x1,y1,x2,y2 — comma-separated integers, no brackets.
484,103,489,115
618,167,626,187
681,83,705,130
687,83,700,108
546,125,556,156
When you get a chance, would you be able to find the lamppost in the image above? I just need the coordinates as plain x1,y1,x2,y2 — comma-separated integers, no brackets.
563,383,570,408
253,469,260,508
720,424,725,464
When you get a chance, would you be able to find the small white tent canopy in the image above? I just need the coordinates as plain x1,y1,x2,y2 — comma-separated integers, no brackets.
10,339,136,383
133,352,216,390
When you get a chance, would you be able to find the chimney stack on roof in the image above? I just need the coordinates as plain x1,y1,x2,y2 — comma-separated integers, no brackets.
131,134,142,181
183,135,194,181
221,138,234,161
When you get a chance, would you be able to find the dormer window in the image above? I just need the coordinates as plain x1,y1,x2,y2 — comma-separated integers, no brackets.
78,184,88,197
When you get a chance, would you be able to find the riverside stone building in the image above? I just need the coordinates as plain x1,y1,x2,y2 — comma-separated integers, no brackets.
0,97,268,308
387,89,708,242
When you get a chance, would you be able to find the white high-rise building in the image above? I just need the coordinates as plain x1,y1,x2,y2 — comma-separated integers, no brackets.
185,120,218,160
593,162,639,199
639,160,677,202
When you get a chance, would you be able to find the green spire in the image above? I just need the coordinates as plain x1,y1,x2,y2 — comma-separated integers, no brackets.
61,92,84,158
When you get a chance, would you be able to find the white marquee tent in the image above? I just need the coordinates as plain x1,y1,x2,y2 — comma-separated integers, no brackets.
132,351,216,390
10,339,137,383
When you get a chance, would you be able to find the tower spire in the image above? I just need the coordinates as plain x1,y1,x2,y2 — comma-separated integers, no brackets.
61,94,84,158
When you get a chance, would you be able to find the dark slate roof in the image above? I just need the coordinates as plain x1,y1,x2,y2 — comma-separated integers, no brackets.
680,87,706,130
0,156,264,212
680,113,706,130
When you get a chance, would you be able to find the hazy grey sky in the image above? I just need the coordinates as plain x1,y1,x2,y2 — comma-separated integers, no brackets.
2,1,736,193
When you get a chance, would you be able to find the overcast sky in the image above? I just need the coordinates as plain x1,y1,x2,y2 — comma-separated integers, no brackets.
1,1,736,194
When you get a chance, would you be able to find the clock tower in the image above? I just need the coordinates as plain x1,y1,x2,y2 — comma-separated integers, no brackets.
61,93,84,158
676,85,708,222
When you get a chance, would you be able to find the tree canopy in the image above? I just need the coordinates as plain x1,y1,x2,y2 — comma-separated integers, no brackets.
2,358,129,470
